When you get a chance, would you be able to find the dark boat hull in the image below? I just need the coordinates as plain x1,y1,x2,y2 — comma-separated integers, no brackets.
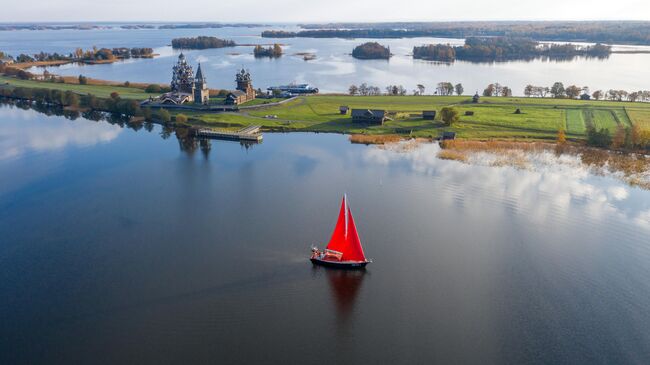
310,258,369,269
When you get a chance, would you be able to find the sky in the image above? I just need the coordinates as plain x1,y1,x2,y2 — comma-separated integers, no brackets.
2,0,649,23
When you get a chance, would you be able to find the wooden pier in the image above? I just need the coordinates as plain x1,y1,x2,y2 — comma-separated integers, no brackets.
195,126,263,142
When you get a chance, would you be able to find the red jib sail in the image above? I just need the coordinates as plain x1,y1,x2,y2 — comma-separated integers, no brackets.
325,195,367,262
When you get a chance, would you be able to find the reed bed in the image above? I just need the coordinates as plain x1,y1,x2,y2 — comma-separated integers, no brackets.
349,134,404,145
438,139,650,189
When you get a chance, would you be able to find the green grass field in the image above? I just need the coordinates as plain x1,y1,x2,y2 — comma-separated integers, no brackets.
0,76,158,99
224,95,650,140
3,74,650,140
627,108,650,131
565,109,587,135
186,95,650,140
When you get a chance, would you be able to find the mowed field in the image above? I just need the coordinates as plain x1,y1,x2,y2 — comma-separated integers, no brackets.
195,95,650,140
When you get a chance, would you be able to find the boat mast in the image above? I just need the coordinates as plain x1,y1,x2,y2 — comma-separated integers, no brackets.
344,194,348,239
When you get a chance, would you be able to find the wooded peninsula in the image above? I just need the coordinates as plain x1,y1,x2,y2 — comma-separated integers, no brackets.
266,21,650,45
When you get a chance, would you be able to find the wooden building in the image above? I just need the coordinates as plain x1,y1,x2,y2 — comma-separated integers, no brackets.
441,131,456,140
423,111,436,120
351,109,387,124
226,69,256,105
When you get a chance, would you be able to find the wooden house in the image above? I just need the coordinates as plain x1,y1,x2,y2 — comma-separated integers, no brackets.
441,131,456,140
351,109,387,124
423,111,436,120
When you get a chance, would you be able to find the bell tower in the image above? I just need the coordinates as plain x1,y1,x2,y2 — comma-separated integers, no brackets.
193,63,209,105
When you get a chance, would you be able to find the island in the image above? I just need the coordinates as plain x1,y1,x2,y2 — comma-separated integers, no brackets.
0,47,157,70
253,44,283,58
352,42,391,60
413,37,611,62
171,36,236,50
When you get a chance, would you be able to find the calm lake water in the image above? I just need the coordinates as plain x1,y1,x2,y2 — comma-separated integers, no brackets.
1,103,650,364
3,25,650,94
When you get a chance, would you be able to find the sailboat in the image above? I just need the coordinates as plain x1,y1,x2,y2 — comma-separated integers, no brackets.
310,195,371,269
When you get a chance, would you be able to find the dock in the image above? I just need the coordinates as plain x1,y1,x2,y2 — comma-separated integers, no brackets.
195,125,263,142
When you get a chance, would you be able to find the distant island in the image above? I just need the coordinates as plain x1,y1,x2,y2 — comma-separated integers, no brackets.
413,37,611,62
1,47,156,70
0,23,264,32
352,42,391,60
253,44,283,58
171,36,236,50
261,21,650,46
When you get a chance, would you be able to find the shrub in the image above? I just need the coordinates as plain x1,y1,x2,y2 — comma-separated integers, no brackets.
440,107,460,126
586,127,612,148
145,84,162,93
175,113,188,124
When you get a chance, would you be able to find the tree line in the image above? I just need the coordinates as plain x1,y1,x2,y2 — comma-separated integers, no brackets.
524,82,650,102
584,124,650,150
347,82,464,96
0,85,179,124
171,36,236,50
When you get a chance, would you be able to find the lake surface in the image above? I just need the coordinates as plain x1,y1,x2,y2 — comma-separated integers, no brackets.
1,104,650,364
3,25,650,94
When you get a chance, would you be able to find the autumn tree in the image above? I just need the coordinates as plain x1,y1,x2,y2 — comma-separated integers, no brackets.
565,85,582,99
592,90,603,100
557,127,566,144
483,84,495,97
175,113,188,124
611,125,627,149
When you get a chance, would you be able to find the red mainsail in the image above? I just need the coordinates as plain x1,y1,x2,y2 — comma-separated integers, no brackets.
325,196,367,262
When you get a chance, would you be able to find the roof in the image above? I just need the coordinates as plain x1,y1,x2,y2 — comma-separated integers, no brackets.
351,109,386,119
195,63,205,82
228,90,246,98
441,131,456,140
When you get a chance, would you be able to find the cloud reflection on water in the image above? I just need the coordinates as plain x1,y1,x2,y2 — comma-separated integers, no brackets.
362,141,650,231
0,108,122,160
